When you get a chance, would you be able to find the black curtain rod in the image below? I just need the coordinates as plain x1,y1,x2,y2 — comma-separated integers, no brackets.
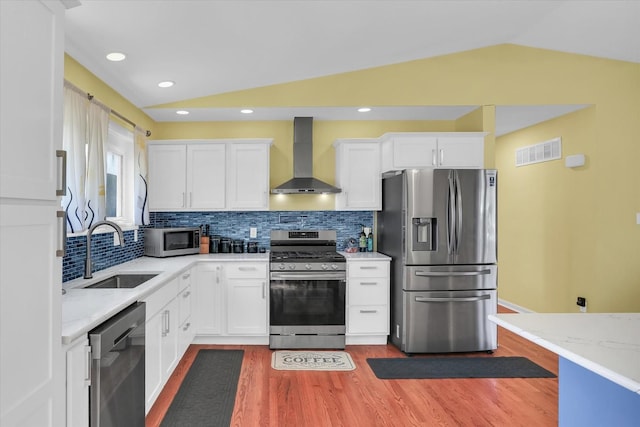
85,93,151,137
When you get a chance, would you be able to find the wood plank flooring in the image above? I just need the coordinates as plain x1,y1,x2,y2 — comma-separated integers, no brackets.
146,307,558,426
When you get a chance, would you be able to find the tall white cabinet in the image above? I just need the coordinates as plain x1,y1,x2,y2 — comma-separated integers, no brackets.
0,1,68,425
147,139,272,211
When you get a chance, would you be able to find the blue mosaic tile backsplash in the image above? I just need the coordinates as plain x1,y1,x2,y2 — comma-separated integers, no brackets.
62,211,374,282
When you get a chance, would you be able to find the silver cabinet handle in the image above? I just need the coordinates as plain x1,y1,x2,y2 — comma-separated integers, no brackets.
415,269,491,277
415,295,491,303
182,192,186,207
56,211,66,257
84,345,92,386
432,148,437,166
162,310,170,336
262,282,266,299
360,282,378,286
439,148,444,165
238,266,257,271
189,192,193,207
359,266,378,270
359,309,378,314
56,150,67,196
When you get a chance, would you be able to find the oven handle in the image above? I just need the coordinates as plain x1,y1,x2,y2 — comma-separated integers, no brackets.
270,272,346,281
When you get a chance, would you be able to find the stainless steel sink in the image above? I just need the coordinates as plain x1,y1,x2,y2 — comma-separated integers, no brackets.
85,273,158,289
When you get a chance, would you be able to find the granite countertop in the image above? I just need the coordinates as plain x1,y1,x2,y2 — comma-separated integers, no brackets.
489,313,640,394
62,253,269,345
339,251,391,261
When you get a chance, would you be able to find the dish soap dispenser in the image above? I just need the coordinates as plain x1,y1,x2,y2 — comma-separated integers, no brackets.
359,225,367,252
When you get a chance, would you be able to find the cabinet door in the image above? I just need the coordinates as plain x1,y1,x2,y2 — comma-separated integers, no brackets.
65,338,90,427
436,136,484,168
186,144,226,209
195,264,223,335
144,310,163,413
227,143,269,210
148,144,186,210
335,142,381,210
226,278,268,335
0,0,63,201
391,136,438,169
160,299,179,380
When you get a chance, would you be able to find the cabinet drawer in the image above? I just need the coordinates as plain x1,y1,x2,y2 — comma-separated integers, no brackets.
178,268,192,292
348,261,389,278
348,305,388,334
178,285,192,326
349,278,388,305
143,277,179,317
225,262,267,279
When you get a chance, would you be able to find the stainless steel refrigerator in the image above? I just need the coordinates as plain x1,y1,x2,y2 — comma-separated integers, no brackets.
377,169,498,354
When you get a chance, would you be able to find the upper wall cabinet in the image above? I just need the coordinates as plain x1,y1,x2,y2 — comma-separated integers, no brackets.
380,132,486,172
148,139,272,212
334,138,381,211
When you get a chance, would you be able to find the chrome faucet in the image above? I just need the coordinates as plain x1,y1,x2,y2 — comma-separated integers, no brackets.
85,220,124,279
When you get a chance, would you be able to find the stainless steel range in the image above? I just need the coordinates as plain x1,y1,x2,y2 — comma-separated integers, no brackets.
269,230,346,349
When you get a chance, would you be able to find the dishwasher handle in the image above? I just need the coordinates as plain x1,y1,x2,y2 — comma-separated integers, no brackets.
89,302,146,358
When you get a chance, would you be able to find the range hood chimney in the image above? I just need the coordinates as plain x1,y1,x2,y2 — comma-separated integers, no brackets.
271,117,342,194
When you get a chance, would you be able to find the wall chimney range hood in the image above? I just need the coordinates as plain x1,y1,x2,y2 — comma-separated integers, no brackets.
271,117,341,194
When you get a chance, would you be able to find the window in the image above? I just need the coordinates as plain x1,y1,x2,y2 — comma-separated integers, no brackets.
106,122,134,226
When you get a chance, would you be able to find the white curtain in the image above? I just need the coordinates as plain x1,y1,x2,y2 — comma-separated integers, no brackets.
134,126,149,225
85,101,110,228
61,83,110,232
61,84,88,233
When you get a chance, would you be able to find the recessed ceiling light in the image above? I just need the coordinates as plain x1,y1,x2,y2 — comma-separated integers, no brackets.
158,81,175,88
176,110,189,115
240,109,254,114
106,52,126,62
358,107,372,113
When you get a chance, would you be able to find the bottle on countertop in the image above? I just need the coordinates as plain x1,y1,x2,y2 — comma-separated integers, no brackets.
359,225,367,252
367,229,373,252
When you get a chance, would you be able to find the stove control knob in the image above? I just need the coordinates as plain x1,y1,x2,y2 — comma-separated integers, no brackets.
331,264,339,270
288,264,296,270
278,263,286,270
321,264,329,270
305,264,312,270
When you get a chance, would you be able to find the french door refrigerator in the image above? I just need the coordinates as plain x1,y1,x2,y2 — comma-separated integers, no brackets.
377,168,498,353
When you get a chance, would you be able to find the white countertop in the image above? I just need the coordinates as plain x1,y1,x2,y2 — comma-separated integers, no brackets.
489,313,640,394
62,253,269,345
339,251,391,261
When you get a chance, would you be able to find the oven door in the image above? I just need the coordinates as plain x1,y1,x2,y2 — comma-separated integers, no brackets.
269,271,346,334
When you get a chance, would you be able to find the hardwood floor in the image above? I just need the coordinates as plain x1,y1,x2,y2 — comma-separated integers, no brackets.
146,307,558,427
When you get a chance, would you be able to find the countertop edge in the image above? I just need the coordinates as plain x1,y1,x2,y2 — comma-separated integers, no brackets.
489,314,640,394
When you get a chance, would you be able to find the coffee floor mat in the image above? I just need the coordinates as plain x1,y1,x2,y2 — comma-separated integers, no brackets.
272,350,356,371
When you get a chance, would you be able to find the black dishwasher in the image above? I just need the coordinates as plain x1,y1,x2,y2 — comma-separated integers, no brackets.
89,302,146,427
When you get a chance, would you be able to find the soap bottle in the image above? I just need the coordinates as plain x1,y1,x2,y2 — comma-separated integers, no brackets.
367,229,373,252
358,226,367,252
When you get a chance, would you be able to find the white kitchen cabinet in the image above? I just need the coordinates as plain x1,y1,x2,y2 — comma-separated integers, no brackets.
1,1,67,426
143,276,180,413
346,259,390,345
225,263,268,335
64,337,90,427
147,142,225,211
334,139,382,210
195,263,224,335
380,132,485,172
227,141,271,210
148,139,272,212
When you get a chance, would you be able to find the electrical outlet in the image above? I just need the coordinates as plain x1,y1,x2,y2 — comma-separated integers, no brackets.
576,296,587,313
250,227,257,238
134,229,138,242
113,232,121,246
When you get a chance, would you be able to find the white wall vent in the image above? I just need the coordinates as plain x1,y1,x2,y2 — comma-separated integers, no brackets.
515,137,562,167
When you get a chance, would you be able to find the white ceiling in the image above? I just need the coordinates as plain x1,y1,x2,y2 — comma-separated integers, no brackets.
64,1,639,134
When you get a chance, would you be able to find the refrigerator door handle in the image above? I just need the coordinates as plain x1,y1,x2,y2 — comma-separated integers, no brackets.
454,171,463,254
447,172,456,254
415,269,492,277
415,295,491,303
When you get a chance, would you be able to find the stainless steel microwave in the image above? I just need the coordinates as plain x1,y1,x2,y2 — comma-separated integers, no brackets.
144,227,200,257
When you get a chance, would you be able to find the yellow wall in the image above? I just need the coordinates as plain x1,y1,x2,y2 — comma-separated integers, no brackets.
65,44,640,313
